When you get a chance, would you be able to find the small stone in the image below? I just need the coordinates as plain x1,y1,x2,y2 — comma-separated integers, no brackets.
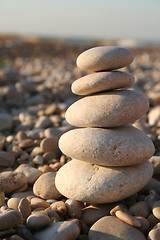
59,125,154,166
19,139,35,148
35,116,52,129
148,222,160,240
16,131,27,141
129,201,150,218
72,71,135,95
18,198,32,220
0,210,22,230
0,151,15,167
7,197,21,210
40,137,59,153
115,210,141,227
88,216,146,240
15,164,42,184
135,216,150,233
33,221,80,240
55,159,153,204
33,172,62,200
65,90,149,128
50,201,67,216
76,46,134,72
152,200,160,219
0,171,27,194
27,213,50,229
32,155,43,165
65,199,84,219
147,213,160,230
30,197,50,210
149,156,160,176
148,105,160,126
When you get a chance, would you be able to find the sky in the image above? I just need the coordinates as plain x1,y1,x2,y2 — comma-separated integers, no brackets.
0,0,160,41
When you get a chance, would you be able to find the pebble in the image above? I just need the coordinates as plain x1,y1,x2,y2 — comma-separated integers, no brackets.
27,213,51,229
19,139,35,148
50,201,67,216
0,209,22,230
72,71,135,95
30,197,50,210
44,127,63,139
33,220,80,240
35,116,53,129
0,171,27,194
55,159,153,204
148,222,160,240
115,210,141,227
76,46,134,72
0,113,12,131
153,200,160,219
18,198,32,220
7,197,21,210
135,216,150,233
88,216,146,240
59,125,155,166
40,137,59,154
65,199,84,219
129,201,150,218
15,164,42,184
148,105,160,126
33,172,62,199
65,89,149,128
0,151,15,167
149,156,160,176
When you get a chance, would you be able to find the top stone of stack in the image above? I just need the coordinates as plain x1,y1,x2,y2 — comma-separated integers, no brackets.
76,46,134,72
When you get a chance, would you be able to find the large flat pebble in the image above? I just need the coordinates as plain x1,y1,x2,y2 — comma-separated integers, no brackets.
55,160,153,204
88,216,146,240
65,90,149,128
76,46,134,72
72,71,135,95
59,125,155,166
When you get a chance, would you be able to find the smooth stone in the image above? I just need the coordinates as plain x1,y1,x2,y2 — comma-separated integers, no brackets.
72,71,135,95
129,201,150,218
18,198,32,220
0,210,22,230
59,125,155,166
55,160,153,204
148,222,160,240
40,137,60,154
88,216,146,240
33,172,62,200
76,46,134,72
152,200,160,219
15,164,42,184
30,197,50,210
0,113,12,131
0,171,27,194
33,221,80,240
27,213,51,229
65,89,149,128
7,197,21,210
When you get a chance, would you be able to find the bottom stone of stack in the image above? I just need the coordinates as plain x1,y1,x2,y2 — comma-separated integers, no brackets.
55,159,153,204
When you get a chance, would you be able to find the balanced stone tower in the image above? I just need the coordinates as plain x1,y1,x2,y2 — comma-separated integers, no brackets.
55,46,155,204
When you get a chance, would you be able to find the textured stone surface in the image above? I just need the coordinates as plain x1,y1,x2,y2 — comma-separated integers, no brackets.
59,125,155,166
76,46,134,72
88,216,146,240
55,159,153,204
65,90,149,128
72,71,135,95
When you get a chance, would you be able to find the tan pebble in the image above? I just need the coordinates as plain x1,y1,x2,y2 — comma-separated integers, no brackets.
153,200,160,219
115,210,141,227
15,164,42,184
76,46,134,72
110,203,128,216
32,155,43,165
0,171,27,194
11,191,35,199
0,151,15,167
38,164,54,173
59,125,154,166
148,222,160,240
55,160,153,204
33,172,62,199
12,145,22,158
51,201,67,216
72,71,135,95
30,197,50,210
0,209,22,230
45,103,57,115
135,216,150,233
7,197,21,210
147,213,160,230
89,216,146,240
40,137,59,153
27,213,51,229
65,199,84,219
32,209,48,216
30,146,42,158
16,131,27,141
129,201,150,218
149,156,160,176
18,198,32,220
19,139,35,148
33,220,80,240
65,90,149,128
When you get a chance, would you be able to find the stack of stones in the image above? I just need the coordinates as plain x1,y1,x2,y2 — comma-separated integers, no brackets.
55,46,155,205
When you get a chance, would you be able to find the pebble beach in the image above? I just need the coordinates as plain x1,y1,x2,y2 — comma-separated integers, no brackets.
1,35,160,240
